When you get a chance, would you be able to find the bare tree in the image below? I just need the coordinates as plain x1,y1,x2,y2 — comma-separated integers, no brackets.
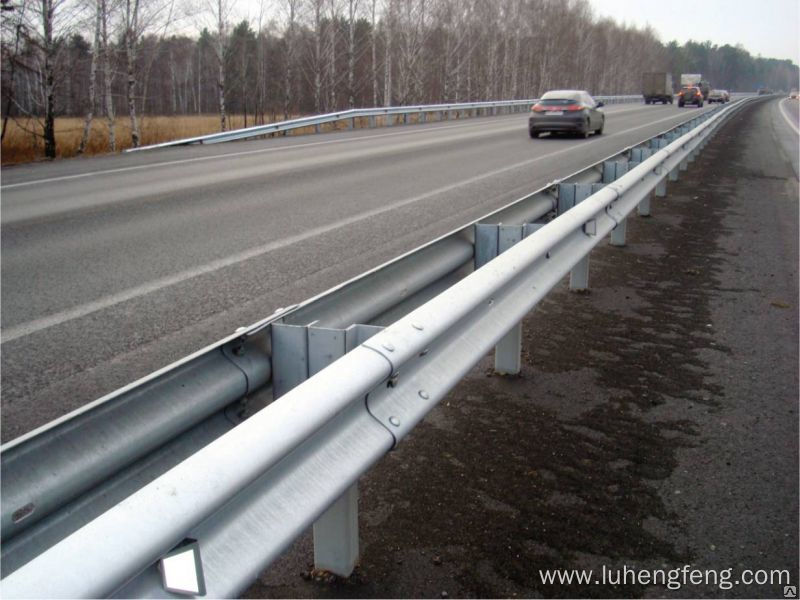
100,0,115,150
345,0,358,108
325,0,338,110
1,0,28,143
369,0,377,106
282,0,299,119
309,0,323,112
382,0,392,106
78,0,101,153
123,0,141,144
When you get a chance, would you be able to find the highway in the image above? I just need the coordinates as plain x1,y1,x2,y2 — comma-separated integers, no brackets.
1,102,719,440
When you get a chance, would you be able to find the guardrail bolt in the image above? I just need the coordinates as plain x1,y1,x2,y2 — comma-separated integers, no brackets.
412,322,424,331
382,342,395,352
389,416,401,427
418,390,430,400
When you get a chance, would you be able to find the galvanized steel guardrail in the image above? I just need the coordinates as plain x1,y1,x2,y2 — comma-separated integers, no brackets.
0,98,753,598
127,96,643,152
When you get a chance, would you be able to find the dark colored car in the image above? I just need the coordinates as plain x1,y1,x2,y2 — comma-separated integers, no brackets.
529,90,605,138
677,86,704,107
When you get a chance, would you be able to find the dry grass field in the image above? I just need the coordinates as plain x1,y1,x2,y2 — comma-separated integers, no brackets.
0,112,397,165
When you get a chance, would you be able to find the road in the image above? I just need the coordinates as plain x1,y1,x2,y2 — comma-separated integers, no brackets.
246,98,799,598
0,102,724,440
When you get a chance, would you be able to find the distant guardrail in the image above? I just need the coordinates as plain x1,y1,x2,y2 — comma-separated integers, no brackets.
126,96,644,152
1,99,754,599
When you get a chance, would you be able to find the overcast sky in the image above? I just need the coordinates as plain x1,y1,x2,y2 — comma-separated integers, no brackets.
588,0,799,64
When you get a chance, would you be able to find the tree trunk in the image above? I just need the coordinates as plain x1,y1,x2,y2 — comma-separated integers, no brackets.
2,18,25,144
79,0,102,154
347,0,357,108
370,0,378,106
383,0,392,107
217,0,227,131
101,0,116,151
125,0,141,147
42,0,56,159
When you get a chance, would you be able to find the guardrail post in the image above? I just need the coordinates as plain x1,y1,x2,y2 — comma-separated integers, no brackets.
474,224,524,375
557,183,600,290
271,322,383,576
420,112,427,124
603,161,629,246
368,116,376,128
495,225,524,374
630,148,654,217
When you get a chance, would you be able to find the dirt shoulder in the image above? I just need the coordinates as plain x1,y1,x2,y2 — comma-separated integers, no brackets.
247,98,799,599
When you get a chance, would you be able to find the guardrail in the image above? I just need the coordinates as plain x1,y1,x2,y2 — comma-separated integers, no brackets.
127,96,643,152
0,98,753,598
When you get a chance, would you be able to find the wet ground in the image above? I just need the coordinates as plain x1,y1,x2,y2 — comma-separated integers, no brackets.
245,98,799,599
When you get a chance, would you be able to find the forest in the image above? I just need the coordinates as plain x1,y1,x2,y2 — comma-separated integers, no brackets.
2,0,798,161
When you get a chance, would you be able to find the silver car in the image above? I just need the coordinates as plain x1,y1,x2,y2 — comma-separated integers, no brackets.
529,90,605,139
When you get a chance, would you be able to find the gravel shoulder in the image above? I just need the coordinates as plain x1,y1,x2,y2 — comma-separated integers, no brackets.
244,96,799,598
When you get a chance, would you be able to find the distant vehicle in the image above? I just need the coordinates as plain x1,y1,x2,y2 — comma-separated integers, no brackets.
677,86,704,107
642,72,674,104
708,89,730,103
681,74,711,99
790,90,798,99
529,90,605,139
757,88,772,95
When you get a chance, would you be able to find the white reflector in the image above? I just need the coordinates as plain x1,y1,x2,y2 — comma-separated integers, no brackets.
159,539,206,596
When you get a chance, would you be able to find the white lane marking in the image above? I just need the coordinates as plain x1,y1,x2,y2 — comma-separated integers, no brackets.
778,98,800,135
1,109,686,343
1,105,649,190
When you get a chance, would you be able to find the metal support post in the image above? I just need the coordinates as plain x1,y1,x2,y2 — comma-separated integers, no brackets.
494,322,522,375
271,322,383,576
557,182,599,291
315,124,321,134
368,116,376,128
313,484,359,576
570,256,590,290
420,112,427,124
610,217,627,247
474,223,530,375
638,194,652,217
655,176,667,197
679,156,689,171
603,160,628,184
495,225,523,374
669,166,679,182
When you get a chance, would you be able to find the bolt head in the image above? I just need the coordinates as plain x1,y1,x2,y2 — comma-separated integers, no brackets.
382,342,395,352
419,390,429,400
389,416,400,427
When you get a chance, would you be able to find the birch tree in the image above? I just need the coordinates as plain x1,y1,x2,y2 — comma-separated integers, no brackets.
78,0,101,153
345,0,358,108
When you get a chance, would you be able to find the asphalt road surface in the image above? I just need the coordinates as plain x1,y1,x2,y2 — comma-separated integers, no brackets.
1,102,717,441
245,98,798,598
